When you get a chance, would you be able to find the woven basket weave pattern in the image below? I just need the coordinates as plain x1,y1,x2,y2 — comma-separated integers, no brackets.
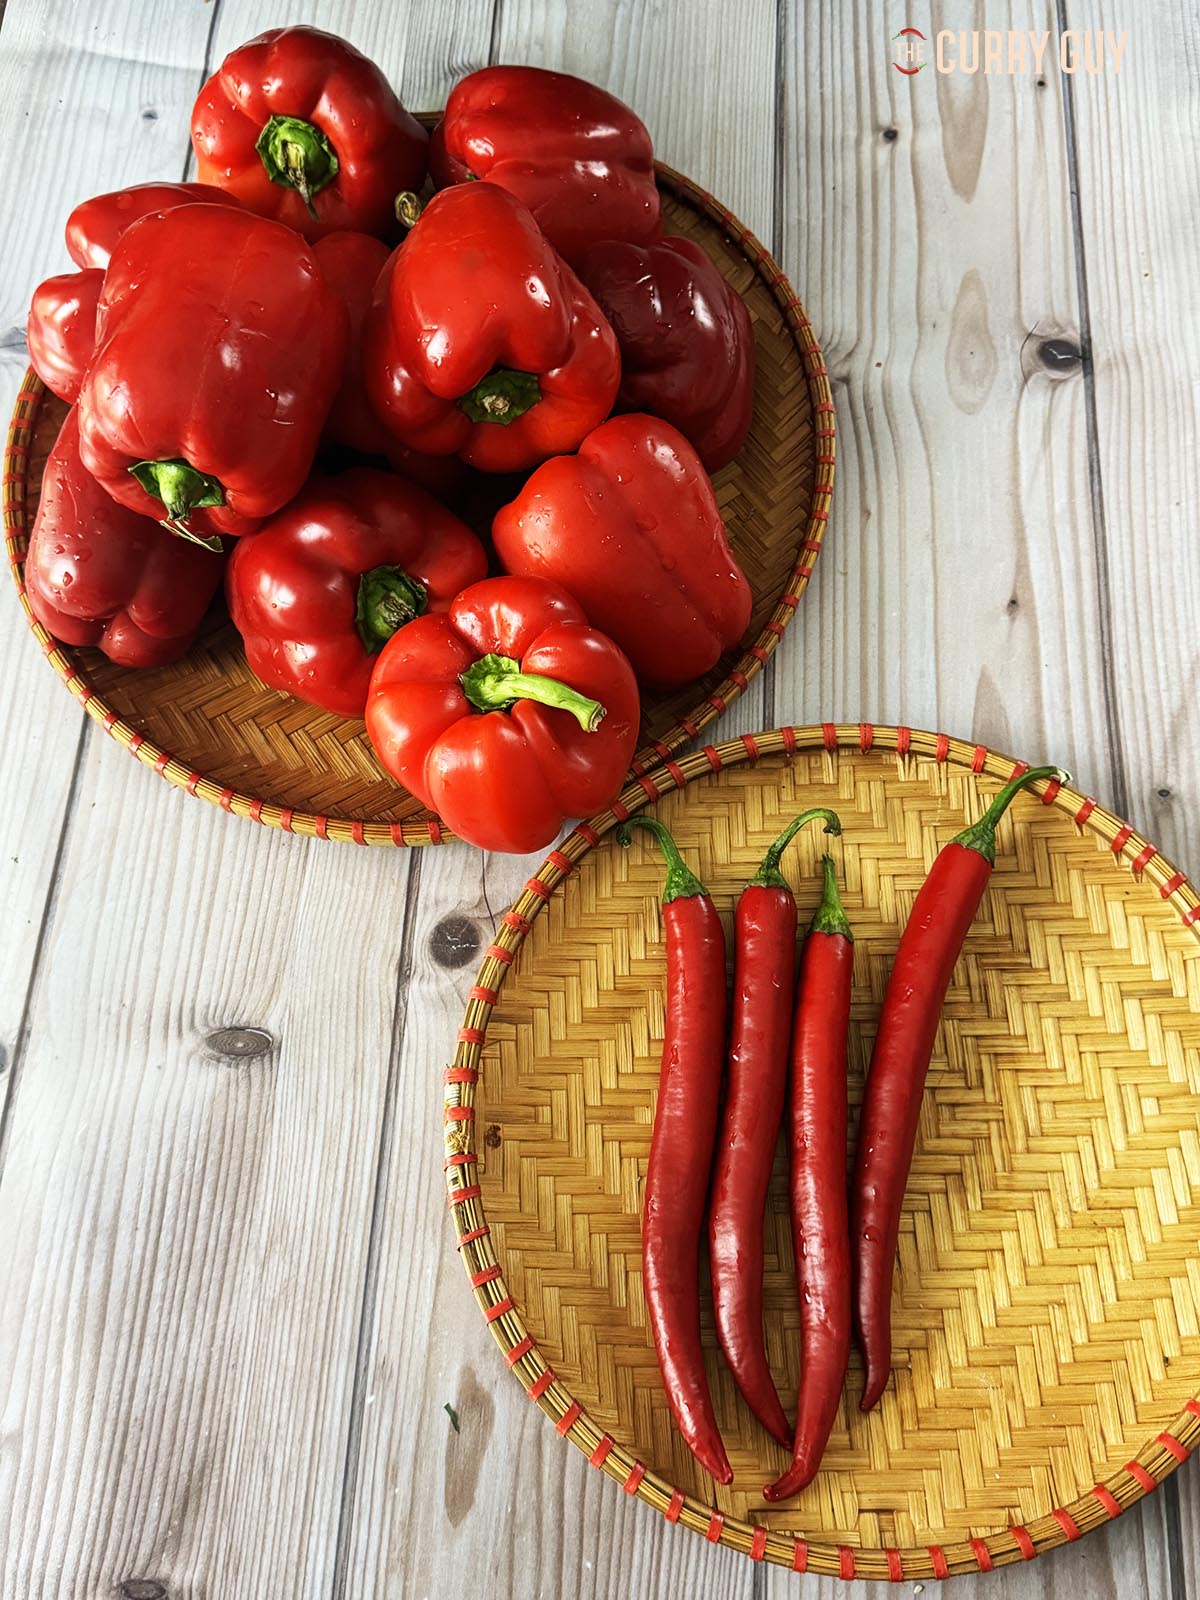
445,727,1200,1580
4,168,833,844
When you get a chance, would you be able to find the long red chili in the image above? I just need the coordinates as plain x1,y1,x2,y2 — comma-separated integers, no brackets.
710,806,841,1446
853,765,1065,1409
619,814,731,1485
765,853,854,1499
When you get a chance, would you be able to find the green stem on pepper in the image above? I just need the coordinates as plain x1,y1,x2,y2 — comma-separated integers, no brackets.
355,566,427,653
460,652,605,732
256,114,339,220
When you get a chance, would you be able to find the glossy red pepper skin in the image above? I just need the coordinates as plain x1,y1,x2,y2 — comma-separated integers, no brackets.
364,183,620,474
365,577,639,853
77,205,346,542
577,237,755,472
853,768,1063,1410
24,410,224,668
191,26,427,240
620,816,731,1486
492,414,752,687
710,809,840,1449
27,270,102,403
311,231,462,499
226,467,487,718
65,180,237,269
766,858,855,1500
430,65,661,267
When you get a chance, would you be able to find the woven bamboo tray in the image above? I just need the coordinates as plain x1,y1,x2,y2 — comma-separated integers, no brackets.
4,161,833,847
445,724,1200,1580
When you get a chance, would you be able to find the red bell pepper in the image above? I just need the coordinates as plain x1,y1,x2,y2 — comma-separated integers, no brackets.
24,409,224,669
363,182,620,474
365,576,639,853
226,466,488,718
577,237,755,472
492,414,752,687
430,66,661,266
77,204,346,547
65,180,238,269
311,230,461,499
191,25,428,240
27,269,102,403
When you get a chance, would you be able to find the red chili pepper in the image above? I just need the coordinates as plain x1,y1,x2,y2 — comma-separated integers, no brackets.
492,414,752,688
65,180,238,269
27,269,102,403
24,409,224,668
853,765,1065,1409
365,576,639,853
191,26,428,239
226,466,487,717
618,815,731,1486
364,183,619,474
430,65,661,266
765,854,855,1500
710,807,840,1448
576,236,756,472
77,204,346,547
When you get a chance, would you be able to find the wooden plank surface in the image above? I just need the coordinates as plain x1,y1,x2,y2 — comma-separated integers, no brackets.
0,1,1196,1597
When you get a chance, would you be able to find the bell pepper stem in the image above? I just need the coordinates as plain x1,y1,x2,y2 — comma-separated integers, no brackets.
458,369,541,426
953,765,1069,864
255,114,339,220
355,566,427,653
809,853,854,940
394,190,424,229
459,652,606,732
747,806,841,890
616,816,706,904
128,457,225,551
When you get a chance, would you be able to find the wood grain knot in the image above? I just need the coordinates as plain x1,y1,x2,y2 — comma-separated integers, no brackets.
119,1582,167,1600
1037,337,1082,374
881,126,898,142
204,1027,274,1062
484,1123,503,1149
429,915,482,970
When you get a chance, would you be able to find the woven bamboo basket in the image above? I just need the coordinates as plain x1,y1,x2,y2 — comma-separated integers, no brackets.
444,725,1200,1580
3,159,833,846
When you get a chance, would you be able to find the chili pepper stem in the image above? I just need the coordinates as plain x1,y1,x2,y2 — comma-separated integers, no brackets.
460,651,606,732
953,765,1069,863
616,816,705,903
355,566,427,653
747,806,841,890
809,853,853,939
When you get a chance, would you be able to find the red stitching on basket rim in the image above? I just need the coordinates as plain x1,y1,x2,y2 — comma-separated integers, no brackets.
838,1546,856,1579
1011,1526,1035,1559
1093,1484,1122,1517
665,1488,685,1523
555,1401,582,1436
1158,1432,1189,1462
1052,1508,1081,1541
792,1538,808,1573
589,1434,614,1468
504,1334,534,1366
928,1546,949,1579
885,1547,903,1579
705,1512,724,1543
623,1461,646,1495
1110,823,1133,854
1127,1460,1156,1490
527,1368,554,1401
969,1538,992,1571
749,1526,767,1562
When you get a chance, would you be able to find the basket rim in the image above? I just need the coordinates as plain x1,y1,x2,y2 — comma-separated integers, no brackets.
443,721,1200,1582
3,162,834,847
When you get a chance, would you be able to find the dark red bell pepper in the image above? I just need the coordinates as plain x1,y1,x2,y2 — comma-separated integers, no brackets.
431,66,661,266
24,409,224,668
65,180,238,269
311,230,462,499
27,269,102,403
191,25,428,239
492,414,752,686
577,236,755,472
77,204,346,546
365,576,639,852
226,466,487,718
364,183,620,474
